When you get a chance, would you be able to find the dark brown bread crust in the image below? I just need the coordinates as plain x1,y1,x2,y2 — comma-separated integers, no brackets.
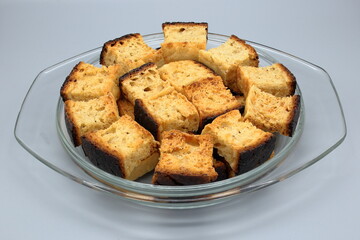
237,134,276,174
64,107,80,147
214,161,228,181
134,99,160,140
162,22,208,32
153,172,214,185
286,95,301,137
81,136,124,177
119,62,156,84
100,33,141,65
213,148,235,178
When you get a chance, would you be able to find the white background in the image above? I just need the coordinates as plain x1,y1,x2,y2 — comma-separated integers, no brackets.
1,0,359,239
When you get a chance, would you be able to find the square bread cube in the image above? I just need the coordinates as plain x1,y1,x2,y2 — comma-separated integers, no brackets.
161,22,208,63
60,61,122,101
202,110,276,174
198,35,259,94
152,130,218,185
120,62,174,105
134,90,199,140
158,60,218,94
100,33,157,72
244,86,301,137
237,63,296,97
183,76,244,130
82,115,159,180
64,93,120,146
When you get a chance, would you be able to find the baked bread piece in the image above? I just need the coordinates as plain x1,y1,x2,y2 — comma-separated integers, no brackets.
152,130,217,185
61,62,122,101
244,86,301,137
134,90,199,140
161,22,208,63
198,35,259,94
183,76,243,130
202,110,276,174
120,62,174,105
117,97,134,119
64,93,119,146
82,115,159,180
158,60,218,94
100,33,159,71
237,63,296,97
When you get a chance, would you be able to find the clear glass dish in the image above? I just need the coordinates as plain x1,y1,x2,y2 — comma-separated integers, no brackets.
14,33,346,209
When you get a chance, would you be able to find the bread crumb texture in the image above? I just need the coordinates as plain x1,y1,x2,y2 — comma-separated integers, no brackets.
158,60,218,93
237,63,296,97
152,130,218,185
135,90,199,139
120,63,174,105
61,61,122,101
244,86,300,136
100,33,158,72
64,93,119,146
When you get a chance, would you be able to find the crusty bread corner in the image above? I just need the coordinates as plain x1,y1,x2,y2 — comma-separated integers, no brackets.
152,130,218,185
237,63,296,97
61,61,121,101
100,33,156,72
64,92,120,147
201,110,275,174
198,35,259,94
81,115,160,180
244,85,301,137
161,22,208,63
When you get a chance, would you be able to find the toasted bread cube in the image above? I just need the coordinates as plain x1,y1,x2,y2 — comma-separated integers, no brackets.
117,98,134,119
244,86,301,136
134,90,199,140
237,63,296,97
198,35,259,94
161,22,208,63
64,93,120,146
120,63,174,105
202,110,276,174
183,76,243,130
60,62,122,101
82,115,159,180
100,33,157,72
152,130,218,185
158,60,218,94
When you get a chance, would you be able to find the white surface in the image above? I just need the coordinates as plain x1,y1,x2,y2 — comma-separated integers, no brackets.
1,0,359,239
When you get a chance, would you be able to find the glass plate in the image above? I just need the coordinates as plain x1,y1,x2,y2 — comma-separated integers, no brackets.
14,33,346,209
